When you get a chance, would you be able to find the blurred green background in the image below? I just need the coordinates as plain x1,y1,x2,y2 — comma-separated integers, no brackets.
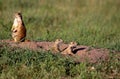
0,0,120,51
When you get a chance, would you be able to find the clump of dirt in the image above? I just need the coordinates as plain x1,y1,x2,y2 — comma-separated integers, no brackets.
0,39,110,63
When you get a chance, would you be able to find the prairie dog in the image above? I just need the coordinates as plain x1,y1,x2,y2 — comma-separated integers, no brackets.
11,12,26,42
51,39,63,53
61,42,77,56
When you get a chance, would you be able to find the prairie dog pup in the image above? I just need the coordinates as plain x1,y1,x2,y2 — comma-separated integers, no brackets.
52,39,63,53
61,42,77,56
11,12,26,42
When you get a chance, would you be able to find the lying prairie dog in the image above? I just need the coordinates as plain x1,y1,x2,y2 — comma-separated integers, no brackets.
51,39,63,53
11,12,26,42
61,42,77,56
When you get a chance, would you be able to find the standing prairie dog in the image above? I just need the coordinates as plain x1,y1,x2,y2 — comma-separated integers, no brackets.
51,39,63,53
61,42,77,56
11,12,26,42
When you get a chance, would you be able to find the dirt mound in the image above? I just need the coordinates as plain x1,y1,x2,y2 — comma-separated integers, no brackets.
0,39,109,63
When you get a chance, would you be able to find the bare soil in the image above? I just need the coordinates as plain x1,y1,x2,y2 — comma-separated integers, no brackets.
0,39,110,63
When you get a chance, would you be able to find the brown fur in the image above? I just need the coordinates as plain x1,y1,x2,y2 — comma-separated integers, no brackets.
11,12,26,42
51,39,63,53
61,42,77,56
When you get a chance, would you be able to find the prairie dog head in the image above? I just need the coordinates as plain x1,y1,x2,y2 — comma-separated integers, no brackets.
55,39,63,45
51,39,63,52
13,12,23,26
14,12,22,19
68,42,77,48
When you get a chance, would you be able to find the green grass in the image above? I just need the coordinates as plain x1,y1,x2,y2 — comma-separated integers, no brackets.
0,0,120,78
0,44,120,79
0,0,120,51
